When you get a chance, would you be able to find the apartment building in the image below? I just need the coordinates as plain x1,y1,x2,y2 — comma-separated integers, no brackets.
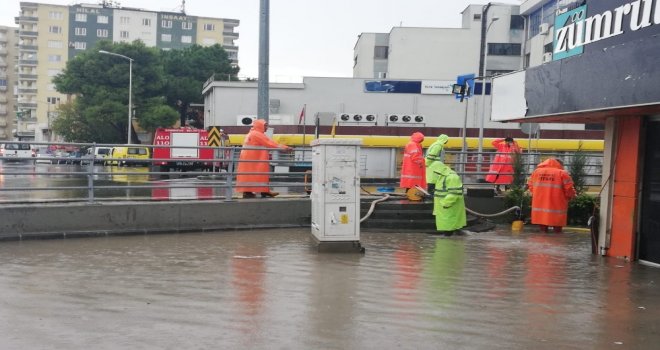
15,2,239,142
0,26,18,140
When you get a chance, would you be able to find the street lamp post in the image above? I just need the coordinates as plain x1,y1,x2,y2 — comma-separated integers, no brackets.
99,50,134,144
477,16,499,172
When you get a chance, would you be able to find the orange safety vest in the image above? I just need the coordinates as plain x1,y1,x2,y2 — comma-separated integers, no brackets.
400,132,426,188
527,158,576,227
235,119,289,193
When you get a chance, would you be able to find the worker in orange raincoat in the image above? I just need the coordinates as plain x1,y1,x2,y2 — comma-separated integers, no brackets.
485,137,521,193
235,119,291,198
400,132,426,201
527,158,576,233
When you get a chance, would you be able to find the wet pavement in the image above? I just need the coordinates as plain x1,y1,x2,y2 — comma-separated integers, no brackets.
0,228,659,349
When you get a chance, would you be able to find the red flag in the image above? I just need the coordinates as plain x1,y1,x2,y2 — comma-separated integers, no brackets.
298,105,306,125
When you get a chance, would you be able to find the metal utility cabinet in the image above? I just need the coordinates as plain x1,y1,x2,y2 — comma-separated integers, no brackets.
310,139,363,252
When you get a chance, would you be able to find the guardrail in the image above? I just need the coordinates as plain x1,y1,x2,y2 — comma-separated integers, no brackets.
0,141,603,204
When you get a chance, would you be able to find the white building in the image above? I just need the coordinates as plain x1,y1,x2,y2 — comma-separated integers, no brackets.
204,3,588,139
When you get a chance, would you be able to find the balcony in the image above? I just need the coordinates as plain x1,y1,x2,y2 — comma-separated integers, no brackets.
19,31,38,37
18,59,38,66
18,101,37,108
19,16,39,22
18,74,37,80
0,96,7,103
19,44,38,51
0,108,7,115
223,31,239,39
0,60,7,67
0,85,7,92
223,18,239,26
18,88,37,94
223,45,238,51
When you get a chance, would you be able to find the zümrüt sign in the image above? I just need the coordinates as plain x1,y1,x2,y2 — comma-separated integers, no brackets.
553,0,660,60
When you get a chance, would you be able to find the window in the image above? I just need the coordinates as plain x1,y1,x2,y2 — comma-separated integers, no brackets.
97,29,109,38
543,42,553,53
182,22,193,30
49,11,63,20
48,55,62,62
47,40,63,48
120,16,130,25
161,34,172,42
97,15,108,24
181,35,192,43
120,31,129,39
47,69,61,77
510,15,524,30
142,18,151,26
74,27,87,36
0,79,6,87
75,13,87,22
203,23,215,31
487,43,521,56
374,46,388,59
161,20,172,28
474,13,482,21
49,26,62,34
73,42,86,50
47,97,61,104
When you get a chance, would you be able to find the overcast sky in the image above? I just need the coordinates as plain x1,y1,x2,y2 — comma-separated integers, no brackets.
2,0,522,81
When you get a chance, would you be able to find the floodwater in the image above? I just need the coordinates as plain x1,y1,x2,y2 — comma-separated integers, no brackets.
0,229,659,350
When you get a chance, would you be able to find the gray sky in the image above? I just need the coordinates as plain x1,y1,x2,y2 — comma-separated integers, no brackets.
2,0,521,81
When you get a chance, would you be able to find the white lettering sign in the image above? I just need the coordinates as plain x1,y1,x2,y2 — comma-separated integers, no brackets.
421,80,454,95
555,0,659,55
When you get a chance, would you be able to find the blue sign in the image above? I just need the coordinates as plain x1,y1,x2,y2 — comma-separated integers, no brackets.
455,74,475,99
364,80,422,93
553,5,587,60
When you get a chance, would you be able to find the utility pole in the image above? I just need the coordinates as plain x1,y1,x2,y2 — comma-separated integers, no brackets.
257,0,270,122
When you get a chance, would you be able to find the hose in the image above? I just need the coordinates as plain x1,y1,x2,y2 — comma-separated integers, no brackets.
358,186,521,222
466,206,521,218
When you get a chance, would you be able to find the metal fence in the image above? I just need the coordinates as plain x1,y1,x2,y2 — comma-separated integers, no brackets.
0,141,603,204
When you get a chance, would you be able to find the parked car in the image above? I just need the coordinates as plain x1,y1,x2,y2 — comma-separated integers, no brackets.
0,143,35,163
81,146,113,165
109,146,151,166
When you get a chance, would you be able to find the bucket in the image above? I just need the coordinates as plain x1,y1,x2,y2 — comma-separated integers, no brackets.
511,220,524,231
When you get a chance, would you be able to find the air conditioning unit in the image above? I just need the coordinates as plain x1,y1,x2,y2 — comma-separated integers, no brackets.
542,52,553,63
236,115,257,126
337,113,377,125
268,114,294,125
539,23,549,35
386,114,425,126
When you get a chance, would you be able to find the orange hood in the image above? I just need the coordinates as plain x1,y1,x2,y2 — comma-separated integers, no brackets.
537,158,564,170
252,119,267,132
411,132,424,143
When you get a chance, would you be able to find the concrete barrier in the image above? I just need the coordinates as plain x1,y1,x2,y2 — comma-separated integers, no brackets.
0,199,312,241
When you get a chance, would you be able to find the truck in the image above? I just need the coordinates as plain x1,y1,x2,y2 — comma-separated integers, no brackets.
152,127,213,171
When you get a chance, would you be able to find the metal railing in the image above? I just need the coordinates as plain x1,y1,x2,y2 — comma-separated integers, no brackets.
0,141,604,204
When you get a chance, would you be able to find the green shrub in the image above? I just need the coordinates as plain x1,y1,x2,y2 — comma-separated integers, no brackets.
569,146,588,195
568,193,599,226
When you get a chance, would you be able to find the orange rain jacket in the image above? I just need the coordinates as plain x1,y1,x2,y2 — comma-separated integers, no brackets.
527,158,576,227
235,119,290,193
485,138,521,184
400,132,426,189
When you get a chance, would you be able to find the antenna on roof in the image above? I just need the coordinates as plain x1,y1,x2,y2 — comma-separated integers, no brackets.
181,0,186,14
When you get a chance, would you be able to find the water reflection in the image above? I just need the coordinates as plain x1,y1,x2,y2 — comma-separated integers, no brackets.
0,229,659,349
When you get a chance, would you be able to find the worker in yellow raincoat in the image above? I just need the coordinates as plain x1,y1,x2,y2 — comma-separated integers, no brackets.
432,163,467,236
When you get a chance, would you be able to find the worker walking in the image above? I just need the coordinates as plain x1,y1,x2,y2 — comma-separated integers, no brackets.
235,119,291,198
432,163,467,236
527,158,576,233
425,134,450,194
485,137,521,193
400,132,426,201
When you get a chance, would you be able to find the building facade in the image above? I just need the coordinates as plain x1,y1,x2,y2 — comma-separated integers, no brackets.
0,26,18,140
14,1,239,142
492,0,660,265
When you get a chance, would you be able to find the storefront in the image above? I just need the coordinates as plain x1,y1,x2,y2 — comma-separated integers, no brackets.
492,0,660,264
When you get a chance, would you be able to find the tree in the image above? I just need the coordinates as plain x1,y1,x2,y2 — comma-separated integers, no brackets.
138,104,179,132
162,44,239,126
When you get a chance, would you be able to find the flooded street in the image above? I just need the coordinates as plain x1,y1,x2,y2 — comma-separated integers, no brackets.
0,229,659,349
